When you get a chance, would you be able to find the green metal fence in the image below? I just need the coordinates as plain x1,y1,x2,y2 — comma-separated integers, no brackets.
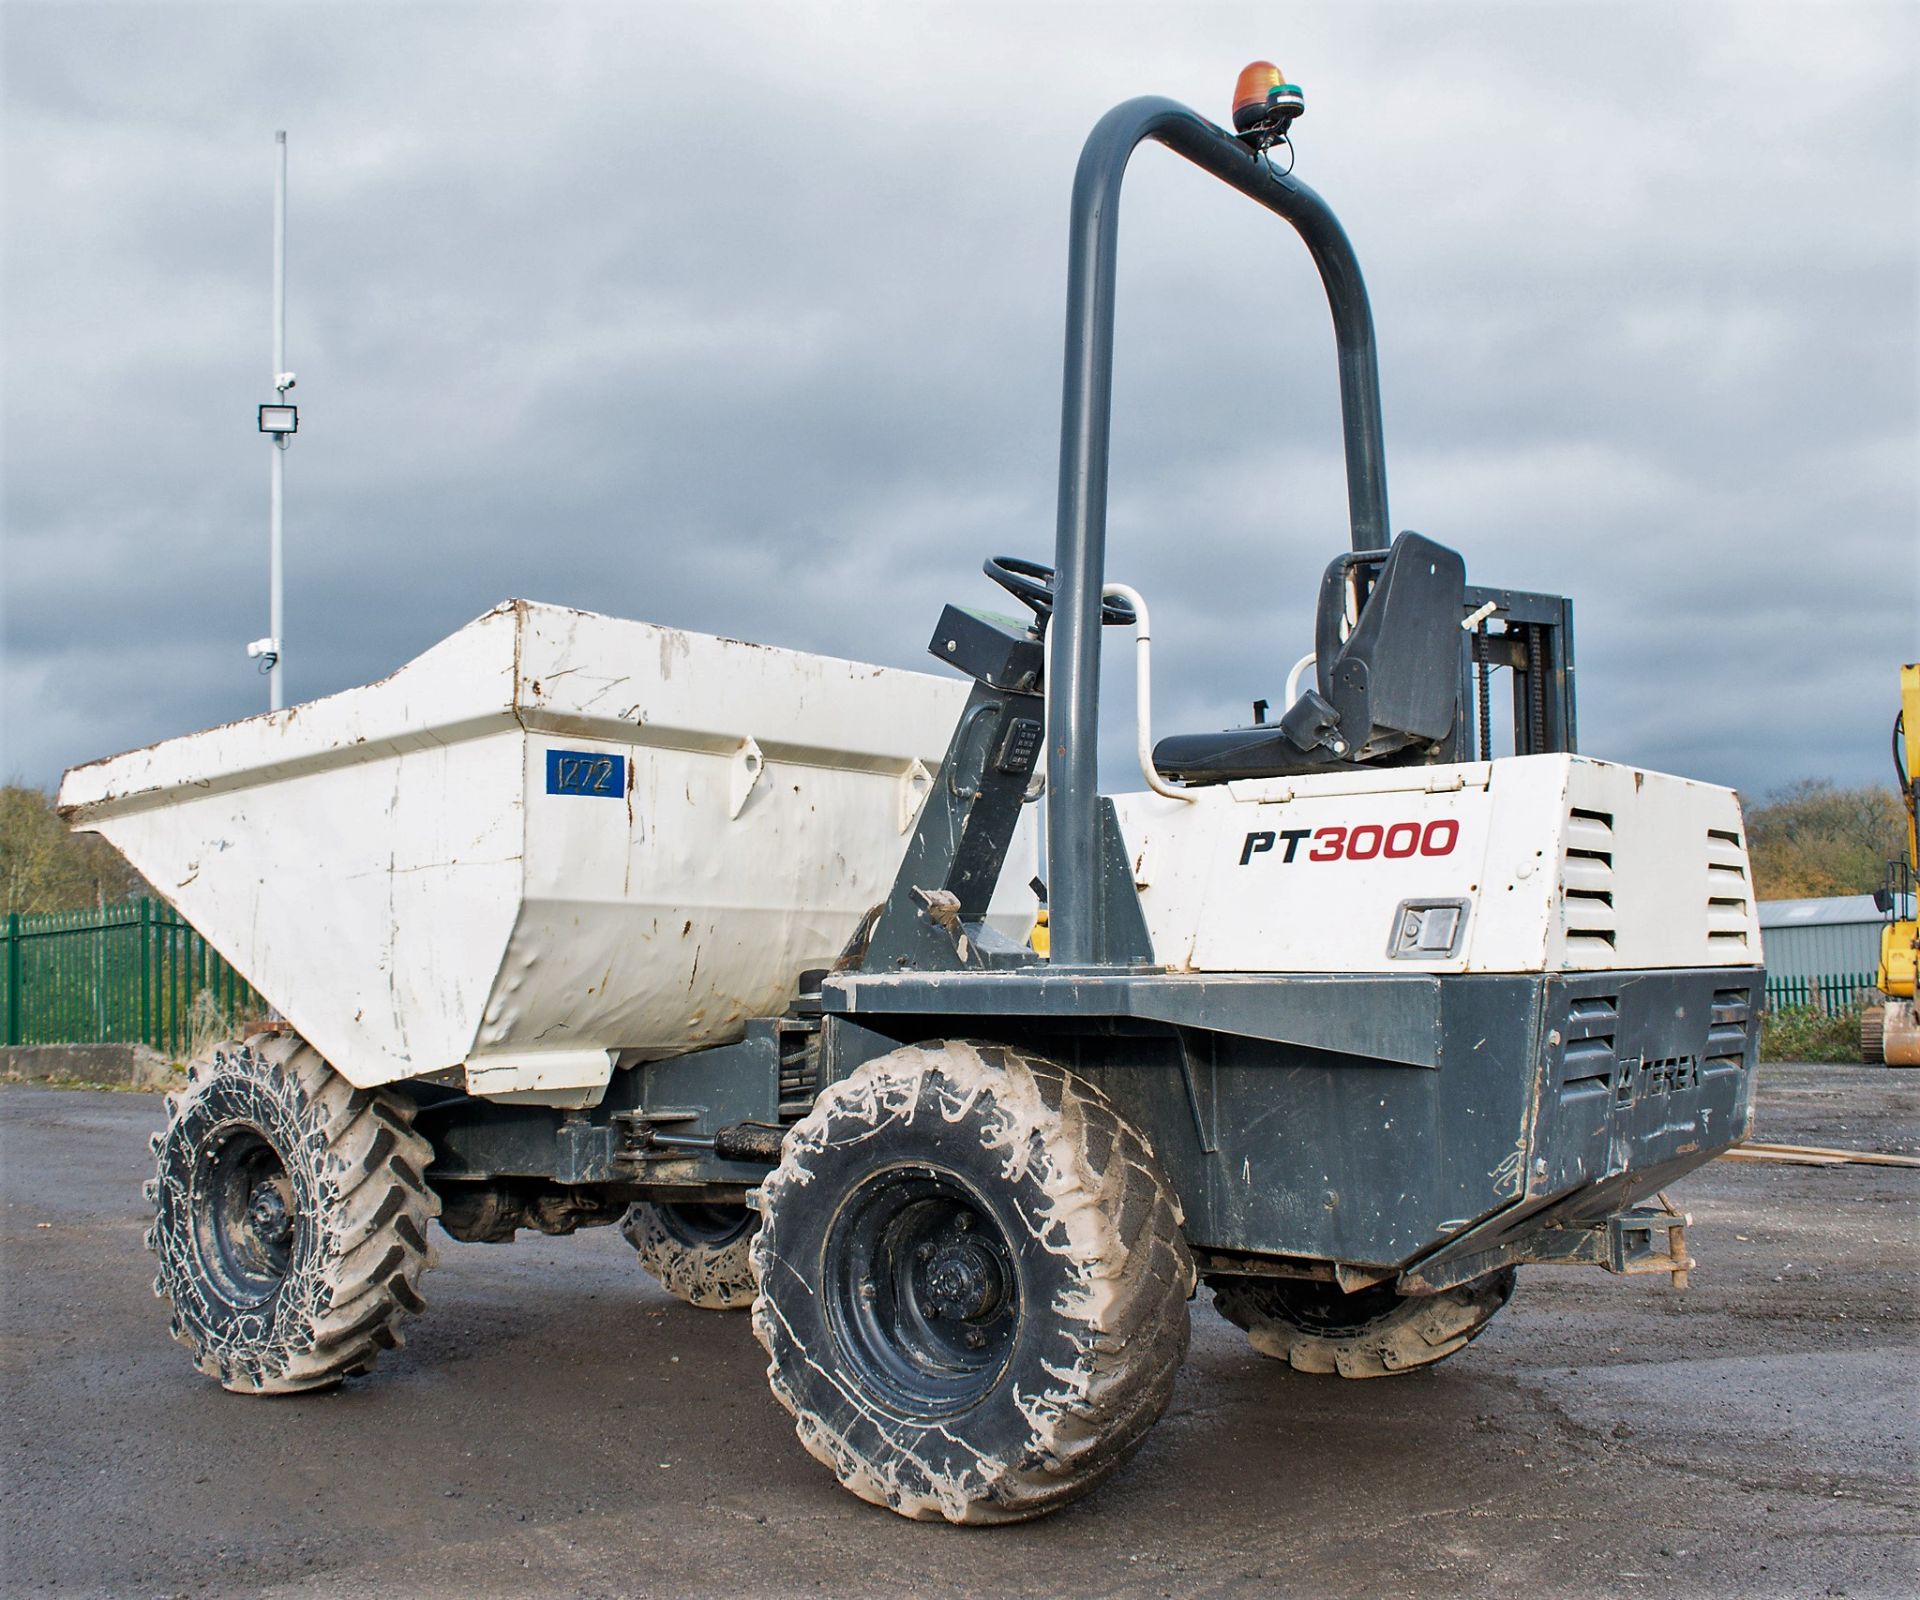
2,898,264,1057
1763,972,1876,1014
0,900,1879,1050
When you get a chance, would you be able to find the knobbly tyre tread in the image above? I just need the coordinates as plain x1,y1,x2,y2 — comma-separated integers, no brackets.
619,1202,759,1310
144,1032,439,1394
749,1039,1195,1525
1209,1268,1515,1378
1860,1004,1886,1064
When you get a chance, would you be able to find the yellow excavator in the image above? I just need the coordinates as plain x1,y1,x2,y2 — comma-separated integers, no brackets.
1861,663,1919,1065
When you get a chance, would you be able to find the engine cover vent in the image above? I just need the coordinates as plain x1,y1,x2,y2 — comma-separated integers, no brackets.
1704,986,1753,1073
1704,827,1752,950
1561,806,1617,958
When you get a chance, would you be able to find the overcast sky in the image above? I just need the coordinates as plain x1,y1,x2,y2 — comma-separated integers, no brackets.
3,3,1915,805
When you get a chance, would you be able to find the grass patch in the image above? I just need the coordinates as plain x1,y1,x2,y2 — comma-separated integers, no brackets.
1760,1004,1862,1063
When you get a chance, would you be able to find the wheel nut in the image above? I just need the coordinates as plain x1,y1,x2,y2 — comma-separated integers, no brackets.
915,1242,936,1263
964,1328,986,1349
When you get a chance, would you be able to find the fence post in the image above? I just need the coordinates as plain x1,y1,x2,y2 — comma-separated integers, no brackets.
137,898,153,1050
5,913,19,1047
164,907,178,1058
95,904,106,1041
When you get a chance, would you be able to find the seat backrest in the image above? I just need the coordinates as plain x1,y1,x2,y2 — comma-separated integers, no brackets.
1315,532,1465,750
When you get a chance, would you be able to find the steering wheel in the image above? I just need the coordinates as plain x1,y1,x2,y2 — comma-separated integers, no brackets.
984,556,1138,628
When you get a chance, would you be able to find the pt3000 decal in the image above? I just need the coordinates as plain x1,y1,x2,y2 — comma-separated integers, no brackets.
1239,819,1458,866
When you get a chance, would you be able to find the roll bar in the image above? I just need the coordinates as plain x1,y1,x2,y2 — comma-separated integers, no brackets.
1047,95,1392,967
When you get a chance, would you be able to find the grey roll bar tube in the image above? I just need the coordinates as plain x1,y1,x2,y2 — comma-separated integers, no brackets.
1047,95,1393,968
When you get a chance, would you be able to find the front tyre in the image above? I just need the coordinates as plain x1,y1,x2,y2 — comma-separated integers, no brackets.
620,1201,758,1309
1209,1269,1515,1378
750,1040,1194,1524
145,1033,439,1393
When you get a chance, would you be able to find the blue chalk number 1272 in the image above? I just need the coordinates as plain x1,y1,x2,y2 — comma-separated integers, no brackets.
545,749,625,798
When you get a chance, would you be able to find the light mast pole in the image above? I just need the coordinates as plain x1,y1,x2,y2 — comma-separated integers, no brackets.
267,129,288,712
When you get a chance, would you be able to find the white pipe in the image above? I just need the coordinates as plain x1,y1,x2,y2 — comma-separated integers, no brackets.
1284,651,1317,711
1103,582,1195,803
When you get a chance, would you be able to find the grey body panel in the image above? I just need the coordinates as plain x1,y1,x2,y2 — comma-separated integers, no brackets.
822,966,1760,1272
827,970,1444,1067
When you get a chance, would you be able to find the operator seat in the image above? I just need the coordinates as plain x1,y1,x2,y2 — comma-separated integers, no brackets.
1152,530,1466,784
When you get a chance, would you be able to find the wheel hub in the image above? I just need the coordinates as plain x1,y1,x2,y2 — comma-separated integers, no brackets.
244,1180,295,1254
823,1167,1023,1416
919,1238,1006,1322
191,1123,296,1306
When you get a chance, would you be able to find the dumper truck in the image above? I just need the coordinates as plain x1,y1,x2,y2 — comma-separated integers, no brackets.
60,67,1765,1524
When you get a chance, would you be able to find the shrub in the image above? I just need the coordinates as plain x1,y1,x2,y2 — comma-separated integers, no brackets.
1760,1003,1862,1063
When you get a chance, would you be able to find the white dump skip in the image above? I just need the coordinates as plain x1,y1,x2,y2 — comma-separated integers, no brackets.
60,601,1034,1102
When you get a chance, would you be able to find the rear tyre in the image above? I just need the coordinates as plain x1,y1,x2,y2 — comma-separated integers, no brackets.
620,1201,758,1309
144,1032,439,1394
1209,1269,1515,1378
751,1040,1194,1524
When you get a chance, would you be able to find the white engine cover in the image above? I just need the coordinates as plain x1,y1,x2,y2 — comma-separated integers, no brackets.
1110,754,1760,975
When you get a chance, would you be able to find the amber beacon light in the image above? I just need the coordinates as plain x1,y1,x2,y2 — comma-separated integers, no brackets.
1231,60,1305,147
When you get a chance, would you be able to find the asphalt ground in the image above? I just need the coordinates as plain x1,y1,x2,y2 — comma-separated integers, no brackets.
2,1064,1914,1600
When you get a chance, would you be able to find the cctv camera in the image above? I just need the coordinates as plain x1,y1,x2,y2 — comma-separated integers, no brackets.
275,372,297,392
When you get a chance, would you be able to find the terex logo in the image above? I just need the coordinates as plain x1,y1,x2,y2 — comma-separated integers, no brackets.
1239,819,1459,866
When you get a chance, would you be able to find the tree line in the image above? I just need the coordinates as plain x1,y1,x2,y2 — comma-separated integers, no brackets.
0,777,1906,917
1743,780,1906,901
2,785,147,916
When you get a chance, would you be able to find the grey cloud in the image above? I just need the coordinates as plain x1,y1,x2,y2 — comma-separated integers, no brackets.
4,3,1914,809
